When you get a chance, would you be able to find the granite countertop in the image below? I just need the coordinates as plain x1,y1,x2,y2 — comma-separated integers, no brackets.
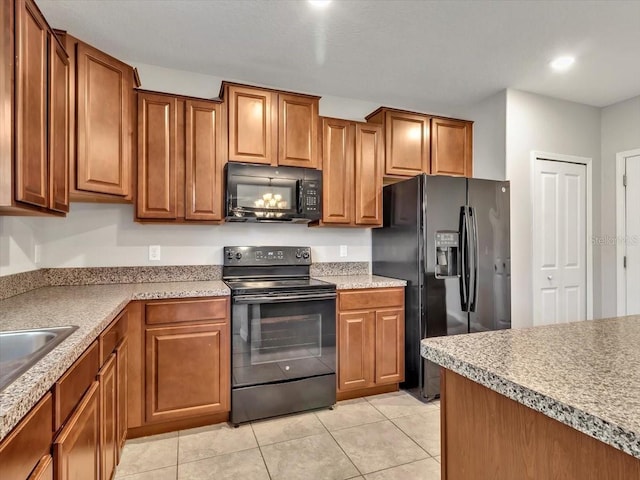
421,316,640,459
313,274,406,290
0,281,229,441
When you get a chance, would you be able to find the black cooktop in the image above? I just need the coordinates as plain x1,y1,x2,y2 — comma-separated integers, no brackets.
225,277,335,295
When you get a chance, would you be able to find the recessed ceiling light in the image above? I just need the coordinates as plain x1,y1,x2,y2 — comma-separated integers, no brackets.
308,0,332,8
550,56,575,71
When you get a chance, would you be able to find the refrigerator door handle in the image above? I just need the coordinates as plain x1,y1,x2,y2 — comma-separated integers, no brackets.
469,206,480,312
459,206,469,311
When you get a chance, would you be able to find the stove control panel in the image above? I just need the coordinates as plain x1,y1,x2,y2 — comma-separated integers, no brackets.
224,246,312,266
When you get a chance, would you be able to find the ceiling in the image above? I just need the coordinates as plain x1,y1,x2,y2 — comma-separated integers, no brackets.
37,0,640,110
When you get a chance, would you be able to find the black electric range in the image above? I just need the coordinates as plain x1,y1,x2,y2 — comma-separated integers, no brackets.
222,246,337,425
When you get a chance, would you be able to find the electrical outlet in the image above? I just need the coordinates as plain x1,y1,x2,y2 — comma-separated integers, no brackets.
339,245,348,257
149,245,161,261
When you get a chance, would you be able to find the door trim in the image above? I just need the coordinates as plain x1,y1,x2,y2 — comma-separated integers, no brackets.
530,151,593,322
615,148,640,316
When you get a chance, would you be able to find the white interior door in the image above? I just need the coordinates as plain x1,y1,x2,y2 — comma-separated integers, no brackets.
625,154,640,315
533,159,587,325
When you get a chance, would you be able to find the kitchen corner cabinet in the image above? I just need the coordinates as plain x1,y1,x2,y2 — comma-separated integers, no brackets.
321,118,383,227
337,288,405,399
366,107,473,178
136,90,225,223
223,82,319,168
55,31,138,203
0,0,69,216
143,297,230,424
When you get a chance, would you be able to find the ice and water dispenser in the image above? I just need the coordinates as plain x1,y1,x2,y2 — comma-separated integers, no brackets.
434,231,460,278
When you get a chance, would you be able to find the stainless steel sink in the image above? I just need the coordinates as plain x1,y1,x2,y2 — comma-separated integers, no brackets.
0,326,79,391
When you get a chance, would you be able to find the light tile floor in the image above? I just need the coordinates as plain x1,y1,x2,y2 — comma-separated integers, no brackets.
115,390,441,480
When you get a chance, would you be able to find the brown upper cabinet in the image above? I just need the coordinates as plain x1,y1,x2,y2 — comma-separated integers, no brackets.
0,0,69,215
430,117,473,177
366,107,473,178
56,31,139,203
222,82,319,168
320,118,383,227
136,90,225,223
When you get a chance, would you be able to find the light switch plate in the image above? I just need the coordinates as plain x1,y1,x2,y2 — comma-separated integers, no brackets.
339,245,348,257
149,245,161,261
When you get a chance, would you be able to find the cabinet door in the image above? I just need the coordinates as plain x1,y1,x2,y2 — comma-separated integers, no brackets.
0,393,53,480
99,355,117,480
338,311,375,391
185,100,224,221
49,38,70,213
355,123,383,226
76,41,132,197
227,85,276,164
28,455,53,480
430,117,473,177
137,92,178,219
384,111,430,176
278,93,319,168
116,338,128,457
374,309,405,385
53,381,100,480
321,118,354,224
15,0,48,208
145,323,230,423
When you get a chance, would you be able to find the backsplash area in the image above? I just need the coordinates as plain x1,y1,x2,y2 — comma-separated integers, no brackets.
0,262,370,301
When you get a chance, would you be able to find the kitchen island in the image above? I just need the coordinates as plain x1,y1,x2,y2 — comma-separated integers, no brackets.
421,316,640,480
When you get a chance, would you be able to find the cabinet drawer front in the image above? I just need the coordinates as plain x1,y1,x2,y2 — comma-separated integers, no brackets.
99,309,128,364
54,341,99,430
0,393,53,480
339,288,404,311
145,298,229,325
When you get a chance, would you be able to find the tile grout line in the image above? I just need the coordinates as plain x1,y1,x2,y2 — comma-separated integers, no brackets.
249,422,274,480
318,411,366,478
175,431,180,480
360,456,440,477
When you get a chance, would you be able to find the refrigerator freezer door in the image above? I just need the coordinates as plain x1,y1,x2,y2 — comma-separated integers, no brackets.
467,179,511,332
422,175,468,399
372,175,423,390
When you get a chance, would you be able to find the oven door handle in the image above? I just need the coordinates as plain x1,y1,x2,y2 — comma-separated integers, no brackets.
233,292,337,304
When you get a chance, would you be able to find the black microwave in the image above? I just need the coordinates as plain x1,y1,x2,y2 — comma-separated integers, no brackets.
225,163,322,223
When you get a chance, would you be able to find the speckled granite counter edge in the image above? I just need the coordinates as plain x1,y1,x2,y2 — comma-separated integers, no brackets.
0,282,230,441
313,275,407,290
0,262,370,300
421,343,640,460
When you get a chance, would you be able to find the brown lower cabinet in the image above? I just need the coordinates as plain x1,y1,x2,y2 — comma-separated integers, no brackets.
143,298,230,424
28,455,53,480
53,381,101,480
0,393,53,480
116,338,128,455
336,288,405,399
99,355,117,480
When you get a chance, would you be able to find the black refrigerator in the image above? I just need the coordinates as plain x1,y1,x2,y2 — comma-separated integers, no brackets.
372,174,510,399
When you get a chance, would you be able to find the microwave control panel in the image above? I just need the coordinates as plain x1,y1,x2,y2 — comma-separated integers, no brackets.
301,180,320,213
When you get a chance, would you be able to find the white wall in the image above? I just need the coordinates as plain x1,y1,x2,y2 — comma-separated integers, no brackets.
0,217,42,275
506,89,602,328
600,95,640,317
460,90,507,180
35,204,370,267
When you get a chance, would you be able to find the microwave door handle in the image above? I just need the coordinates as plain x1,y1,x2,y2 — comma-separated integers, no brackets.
297,180,303,214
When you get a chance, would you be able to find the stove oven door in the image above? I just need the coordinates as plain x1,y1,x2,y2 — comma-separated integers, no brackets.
231,291,336,388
